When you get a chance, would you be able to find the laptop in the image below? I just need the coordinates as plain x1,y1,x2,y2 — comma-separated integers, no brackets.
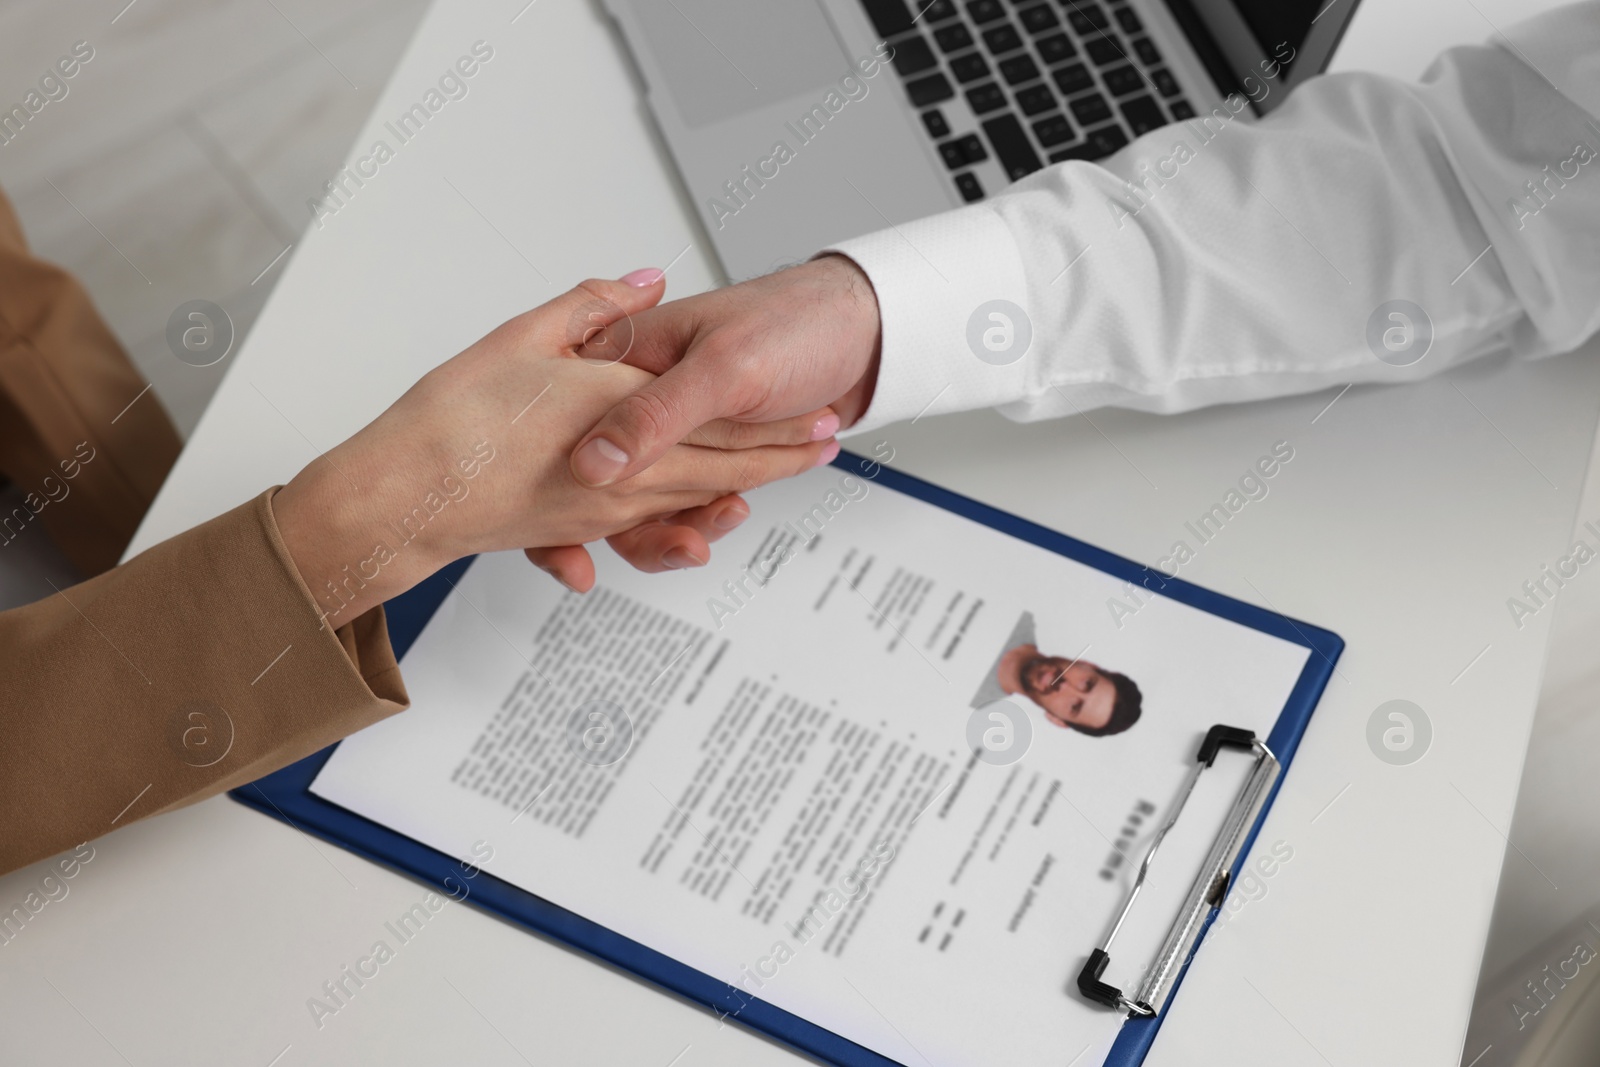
602,0,1363,281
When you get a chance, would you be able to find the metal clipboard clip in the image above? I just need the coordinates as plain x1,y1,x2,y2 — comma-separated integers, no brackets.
1076,724,1279,1017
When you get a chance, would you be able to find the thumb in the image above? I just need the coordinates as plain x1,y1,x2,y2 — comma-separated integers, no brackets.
570,358,725,486
529,268,667,353
580,300,698,375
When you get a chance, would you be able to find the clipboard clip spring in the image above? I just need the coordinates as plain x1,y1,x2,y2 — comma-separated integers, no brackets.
1075,724,1279,1018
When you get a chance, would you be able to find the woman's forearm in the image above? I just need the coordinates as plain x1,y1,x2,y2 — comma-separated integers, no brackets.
0,489,410,876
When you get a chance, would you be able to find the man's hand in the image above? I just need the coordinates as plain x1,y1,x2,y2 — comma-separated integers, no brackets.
568,255,883,487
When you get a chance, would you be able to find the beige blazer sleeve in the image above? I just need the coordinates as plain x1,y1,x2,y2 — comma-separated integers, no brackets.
0,187,409,876
0,185,181,575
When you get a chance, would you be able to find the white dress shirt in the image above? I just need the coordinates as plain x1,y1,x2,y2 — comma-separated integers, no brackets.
830,2,1600,433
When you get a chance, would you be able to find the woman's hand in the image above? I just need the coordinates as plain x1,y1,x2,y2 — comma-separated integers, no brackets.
273,274,837,628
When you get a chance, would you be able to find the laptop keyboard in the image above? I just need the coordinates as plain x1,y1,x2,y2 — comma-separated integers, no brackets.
861,0,1197,202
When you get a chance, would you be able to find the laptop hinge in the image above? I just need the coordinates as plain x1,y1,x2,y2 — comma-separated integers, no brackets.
1156,0,1260,117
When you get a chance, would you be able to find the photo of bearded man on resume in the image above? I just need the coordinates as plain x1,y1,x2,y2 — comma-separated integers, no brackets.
970,612,1144,736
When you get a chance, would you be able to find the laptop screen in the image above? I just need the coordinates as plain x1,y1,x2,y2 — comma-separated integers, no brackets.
1233,0,1321,72
1187,0,1361,107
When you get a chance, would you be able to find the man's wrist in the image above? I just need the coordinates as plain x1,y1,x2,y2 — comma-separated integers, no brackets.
815,253,883,426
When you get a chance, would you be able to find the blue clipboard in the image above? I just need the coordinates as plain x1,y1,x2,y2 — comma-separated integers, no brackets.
233,450,1343,1067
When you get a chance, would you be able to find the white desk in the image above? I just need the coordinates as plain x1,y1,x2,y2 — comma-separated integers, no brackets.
1,1,1590,1065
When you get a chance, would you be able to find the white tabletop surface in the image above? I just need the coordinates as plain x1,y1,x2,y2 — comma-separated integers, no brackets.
2,1,1591,1065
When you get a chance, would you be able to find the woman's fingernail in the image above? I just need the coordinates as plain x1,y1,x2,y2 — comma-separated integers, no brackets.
533,562,579,593
621,267,664,288
810,412,841,441
662,547,705,570
573,437,629,486
813,440,842,468
713,503,748,531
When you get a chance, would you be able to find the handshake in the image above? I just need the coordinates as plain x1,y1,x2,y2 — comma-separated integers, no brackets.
273,256,885,623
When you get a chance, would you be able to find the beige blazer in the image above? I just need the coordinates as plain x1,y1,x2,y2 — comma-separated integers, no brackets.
0,187,408,876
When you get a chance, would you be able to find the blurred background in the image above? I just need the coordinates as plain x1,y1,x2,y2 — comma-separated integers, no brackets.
0,0,430,438
0,0,429,609
1460,439,1600,1063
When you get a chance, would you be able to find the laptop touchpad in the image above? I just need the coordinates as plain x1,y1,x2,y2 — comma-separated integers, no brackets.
626,0,852,129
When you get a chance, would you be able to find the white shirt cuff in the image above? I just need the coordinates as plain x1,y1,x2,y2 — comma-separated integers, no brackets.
821,204,1035,435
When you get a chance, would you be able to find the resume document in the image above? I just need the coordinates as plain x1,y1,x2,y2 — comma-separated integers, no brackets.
313,462,1310,1066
